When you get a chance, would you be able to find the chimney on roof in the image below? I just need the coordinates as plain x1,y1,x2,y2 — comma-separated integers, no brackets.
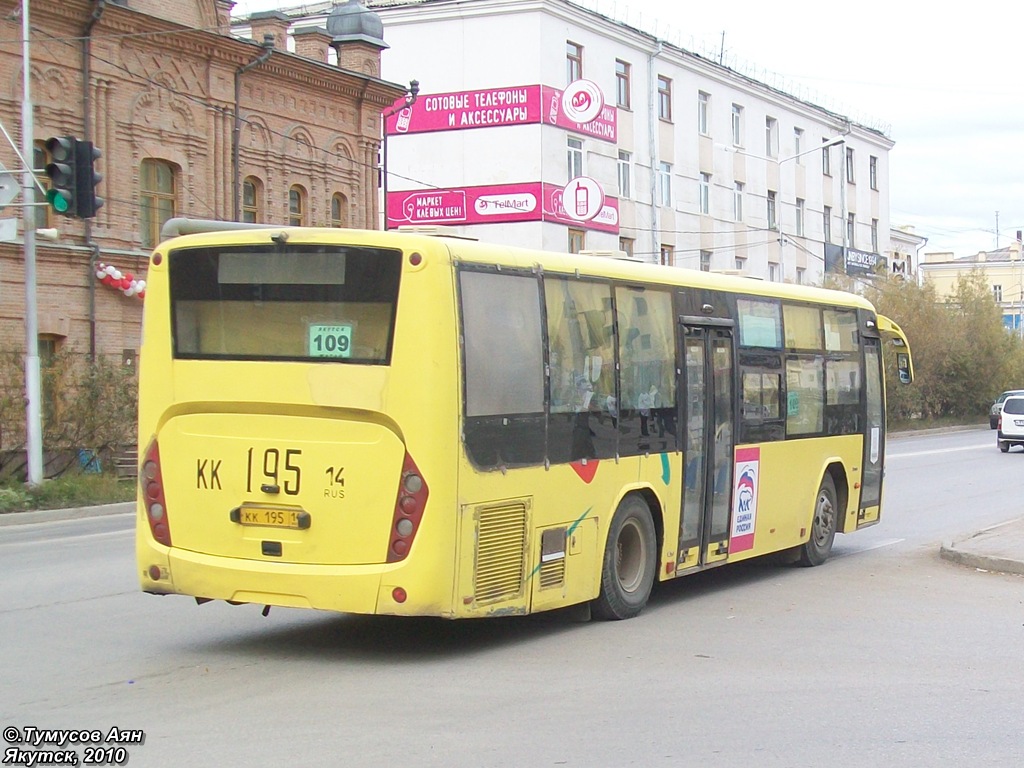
293,26,333,64
327,0,388,78
249,10,290,51
215,0,235,34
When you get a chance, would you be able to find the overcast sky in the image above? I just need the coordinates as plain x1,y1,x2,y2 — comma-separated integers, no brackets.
234,0,1024,256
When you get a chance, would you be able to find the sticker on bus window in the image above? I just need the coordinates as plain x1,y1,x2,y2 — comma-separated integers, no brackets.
308,324,353,358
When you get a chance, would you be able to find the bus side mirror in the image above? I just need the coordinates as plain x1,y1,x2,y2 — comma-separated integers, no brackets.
896,352,911,384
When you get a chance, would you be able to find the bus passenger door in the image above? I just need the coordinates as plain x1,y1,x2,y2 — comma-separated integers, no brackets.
676,324,735,570
858,338,884,525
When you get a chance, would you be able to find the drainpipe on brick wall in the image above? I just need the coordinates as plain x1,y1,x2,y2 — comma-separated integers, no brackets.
84,0,105,360
233,34,275,222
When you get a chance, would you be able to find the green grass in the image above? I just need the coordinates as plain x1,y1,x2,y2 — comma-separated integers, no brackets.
0,473,136,514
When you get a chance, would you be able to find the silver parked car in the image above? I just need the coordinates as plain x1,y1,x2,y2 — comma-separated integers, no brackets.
990,389,1024,429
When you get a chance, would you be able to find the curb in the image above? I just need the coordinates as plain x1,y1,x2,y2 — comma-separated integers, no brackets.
0,501,135,527
939,543,1024,576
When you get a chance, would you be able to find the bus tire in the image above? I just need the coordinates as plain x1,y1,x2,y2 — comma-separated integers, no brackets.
798,473,838,567
591,495,657,620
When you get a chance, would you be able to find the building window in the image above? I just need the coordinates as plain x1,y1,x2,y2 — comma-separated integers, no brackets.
699,173,710,215
700,249,712,271
846,147,855,183
765,117,778,158
823,205,832,243
869,155,878,190
796,267,806,284
617,150,631,199
871,218,879,252
242,176,262,223
731,104,743,146
288,184,308,226
796,198,805,236
619,237,634,258
847,212,855,247
615,59,631,109
658,162,672,206
568,228,585,253
657,76,672,121
33,142,51,229
768,262,779,282
767,190,777,230
660,244,674,266
140,158,176,250
698,91,710,135
733,181,744,221
331,192,349,228
566,41,583,84
793,128,804,164
994,285,1004,303
567,136,583,180
735,256,747,272
822,140,833,176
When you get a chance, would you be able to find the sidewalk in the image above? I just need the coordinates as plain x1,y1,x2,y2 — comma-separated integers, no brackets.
939,517,1024,576
0,501,134,527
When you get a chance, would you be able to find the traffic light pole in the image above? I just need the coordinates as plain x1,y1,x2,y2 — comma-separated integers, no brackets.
20,0,43,486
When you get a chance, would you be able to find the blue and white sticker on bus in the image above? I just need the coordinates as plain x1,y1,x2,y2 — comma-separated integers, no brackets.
730,447,760,553
308,323,353,358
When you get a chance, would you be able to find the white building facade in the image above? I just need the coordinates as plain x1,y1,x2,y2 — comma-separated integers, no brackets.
238,0,896,283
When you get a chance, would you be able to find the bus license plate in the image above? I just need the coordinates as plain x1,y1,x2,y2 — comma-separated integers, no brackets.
236,506,309,530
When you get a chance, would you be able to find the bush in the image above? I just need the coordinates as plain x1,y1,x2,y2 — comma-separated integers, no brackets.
0,349,137,480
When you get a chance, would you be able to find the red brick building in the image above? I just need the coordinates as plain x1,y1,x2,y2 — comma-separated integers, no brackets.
0,0,403,366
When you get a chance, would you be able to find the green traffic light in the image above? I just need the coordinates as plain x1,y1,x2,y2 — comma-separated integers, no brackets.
46,188,70,214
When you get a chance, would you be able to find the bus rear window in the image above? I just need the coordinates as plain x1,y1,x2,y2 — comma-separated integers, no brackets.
169,244,401,363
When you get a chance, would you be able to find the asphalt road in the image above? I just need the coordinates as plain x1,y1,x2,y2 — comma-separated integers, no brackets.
1,428,1022,767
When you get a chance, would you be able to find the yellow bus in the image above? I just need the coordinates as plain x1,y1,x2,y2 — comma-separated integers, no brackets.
136,221,913,620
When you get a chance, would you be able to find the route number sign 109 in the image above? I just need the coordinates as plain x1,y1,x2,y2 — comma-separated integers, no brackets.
308,324,353,358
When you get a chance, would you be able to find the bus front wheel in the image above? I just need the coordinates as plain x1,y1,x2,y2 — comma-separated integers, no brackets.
591,495,657,620
798,474,838,567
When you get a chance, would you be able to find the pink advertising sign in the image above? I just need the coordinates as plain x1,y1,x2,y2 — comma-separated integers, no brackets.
384,83,616,143
387,182,619,233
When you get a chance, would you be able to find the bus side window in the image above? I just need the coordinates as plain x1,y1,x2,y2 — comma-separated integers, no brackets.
615,286,677,456
459,270,545,469
545,278,618,463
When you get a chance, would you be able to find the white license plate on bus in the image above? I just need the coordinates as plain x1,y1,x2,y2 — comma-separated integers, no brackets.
235,506,309,530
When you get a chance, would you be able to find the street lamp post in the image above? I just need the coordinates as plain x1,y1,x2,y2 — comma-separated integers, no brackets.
381,80,419,231
725,134,846,282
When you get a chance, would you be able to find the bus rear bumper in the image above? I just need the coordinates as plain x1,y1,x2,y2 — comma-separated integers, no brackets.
139,544,410,615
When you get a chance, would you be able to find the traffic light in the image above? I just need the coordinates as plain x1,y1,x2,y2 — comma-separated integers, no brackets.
75,140,103,218
43,136,103,218
44,136,76,216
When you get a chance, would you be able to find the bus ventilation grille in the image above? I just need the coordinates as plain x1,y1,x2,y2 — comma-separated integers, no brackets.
538,557,565,589
474,500,528,604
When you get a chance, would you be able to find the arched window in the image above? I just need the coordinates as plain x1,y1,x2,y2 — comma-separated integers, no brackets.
242,177,263,223
288,185,307,227
140,159,177,249
330,192,348,228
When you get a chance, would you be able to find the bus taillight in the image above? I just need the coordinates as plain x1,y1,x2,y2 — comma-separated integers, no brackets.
141,438,171,547
388,452,428,562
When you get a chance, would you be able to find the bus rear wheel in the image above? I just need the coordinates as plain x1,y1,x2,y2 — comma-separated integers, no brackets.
591,495,656,620
798,474,838,567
